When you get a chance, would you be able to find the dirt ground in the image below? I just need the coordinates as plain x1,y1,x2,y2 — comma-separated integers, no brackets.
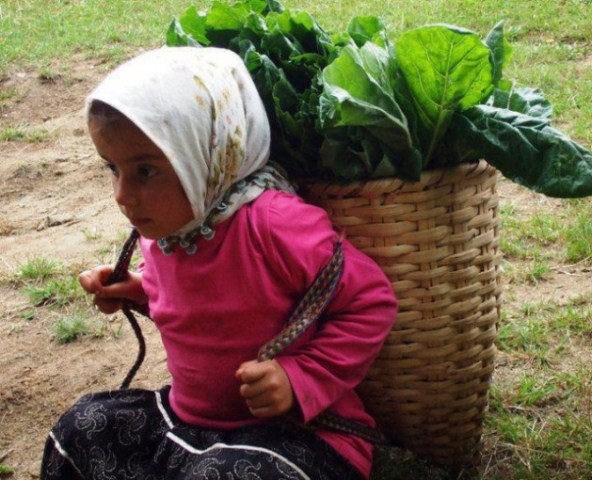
0,59,172,479
0,58,590,479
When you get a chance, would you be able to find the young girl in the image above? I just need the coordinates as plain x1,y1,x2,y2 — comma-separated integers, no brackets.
41,46,397,480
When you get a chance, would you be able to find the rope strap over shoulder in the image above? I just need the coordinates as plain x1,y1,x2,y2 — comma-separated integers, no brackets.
256,238,388,446
258,239,344,362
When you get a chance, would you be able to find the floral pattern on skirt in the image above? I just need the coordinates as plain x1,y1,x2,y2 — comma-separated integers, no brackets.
41,387,364,480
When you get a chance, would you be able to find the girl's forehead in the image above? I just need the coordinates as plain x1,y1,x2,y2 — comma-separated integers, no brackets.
90,114,166,162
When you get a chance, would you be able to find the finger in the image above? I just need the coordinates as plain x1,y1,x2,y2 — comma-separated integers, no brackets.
235,360,266,383
98,266,115,284
239,380,268,400
244,390,272,409
248,405,277,418
78,270,98,293
79,266,113,293
95,297,123,314
248,400,289,419
98,280,132,299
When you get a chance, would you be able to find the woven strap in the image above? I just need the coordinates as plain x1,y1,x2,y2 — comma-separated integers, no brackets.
258,240,344,361
257,239,388,446
108,228,139,284
107,228,145,389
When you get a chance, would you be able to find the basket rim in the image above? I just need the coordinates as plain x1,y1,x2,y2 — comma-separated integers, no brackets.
297,160,497,198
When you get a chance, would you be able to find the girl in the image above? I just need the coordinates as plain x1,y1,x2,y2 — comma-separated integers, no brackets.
41,46,397,480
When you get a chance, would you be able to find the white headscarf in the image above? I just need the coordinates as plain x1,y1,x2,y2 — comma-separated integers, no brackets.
86,46,294,254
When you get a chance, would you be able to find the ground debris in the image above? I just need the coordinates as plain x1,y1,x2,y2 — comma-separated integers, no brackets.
36,214,78,231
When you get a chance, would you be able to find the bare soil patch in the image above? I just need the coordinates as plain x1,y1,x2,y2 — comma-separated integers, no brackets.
0,59,590,479
1,60,170,478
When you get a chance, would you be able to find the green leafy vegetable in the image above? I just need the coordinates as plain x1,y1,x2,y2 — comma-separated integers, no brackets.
485,20,513,88
451,106,592,197
167,0,592,197
395,25,494,167
319,42,419,179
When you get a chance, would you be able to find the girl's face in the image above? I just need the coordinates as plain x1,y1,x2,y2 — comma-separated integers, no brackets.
89,114,194,239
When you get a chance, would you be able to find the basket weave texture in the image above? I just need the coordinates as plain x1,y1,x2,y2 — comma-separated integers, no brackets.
300,160,502,467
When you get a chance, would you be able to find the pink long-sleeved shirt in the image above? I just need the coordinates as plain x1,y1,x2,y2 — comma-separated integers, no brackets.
139,190,397,478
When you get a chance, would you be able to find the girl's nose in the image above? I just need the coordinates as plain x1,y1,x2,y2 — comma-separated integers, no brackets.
113,176,140,207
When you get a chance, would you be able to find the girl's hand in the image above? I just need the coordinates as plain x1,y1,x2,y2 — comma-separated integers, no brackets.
79,266,147,314
235,360,294,418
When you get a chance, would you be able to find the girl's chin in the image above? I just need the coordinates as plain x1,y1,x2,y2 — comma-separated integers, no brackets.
131,225,165,240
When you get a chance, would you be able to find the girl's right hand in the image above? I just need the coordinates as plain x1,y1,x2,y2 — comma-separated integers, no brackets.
79,266,147,314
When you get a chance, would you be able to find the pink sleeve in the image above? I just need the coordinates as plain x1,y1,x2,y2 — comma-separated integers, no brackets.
263,193,398,422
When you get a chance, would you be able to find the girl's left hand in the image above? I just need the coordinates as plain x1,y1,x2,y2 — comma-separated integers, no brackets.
235,360,294,418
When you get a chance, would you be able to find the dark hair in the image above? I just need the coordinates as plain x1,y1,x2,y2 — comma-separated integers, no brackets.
88,100,125,128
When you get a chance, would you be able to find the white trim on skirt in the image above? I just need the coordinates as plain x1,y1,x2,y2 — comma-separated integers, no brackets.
165,431,311,480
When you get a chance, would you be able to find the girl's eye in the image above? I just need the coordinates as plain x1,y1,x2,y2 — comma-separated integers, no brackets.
138,166,157,178
104,162,118,176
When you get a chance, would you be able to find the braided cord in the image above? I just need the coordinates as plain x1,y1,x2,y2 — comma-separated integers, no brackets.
257,239,386,445
106,228,146,389
108,229,139,283
312,412,388,445
258,240,344,361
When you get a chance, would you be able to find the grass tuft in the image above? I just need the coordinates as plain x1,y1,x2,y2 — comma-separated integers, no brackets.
0,125,49,143
24,276,84,307
17,257,61,282
563,205,592,262
52,314,102,344
82,227,102,241
0,464,14,476
0,87,18,101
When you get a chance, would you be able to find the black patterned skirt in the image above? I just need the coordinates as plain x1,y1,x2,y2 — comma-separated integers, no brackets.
40,387,364,480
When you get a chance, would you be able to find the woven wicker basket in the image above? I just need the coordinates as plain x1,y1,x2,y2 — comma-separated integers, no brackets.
299,160,502,468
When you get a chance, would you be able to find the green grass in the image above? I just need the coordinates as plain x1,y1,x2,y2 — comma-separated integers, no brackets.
24,276,85,306
0,0,196,72
499,297,591,355
0,125,49,142
490,289,592,478
51,313,103,344
15,257,111,343
563,202,592,262
0,464,14,476
487,379,592,479
17,257,61,281
500,198,592,267
16,257,86,307
82,227,102,241
0,87,18,101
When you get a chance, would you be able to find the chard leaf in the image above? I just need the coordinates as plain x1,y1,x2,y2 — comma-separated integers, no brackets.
396,25,494,167
167,7,207,46
201,1,256,46
270,9,332,54
492,87,553,119
266,0,285,13
485,21,513,86
453,106,592,197
319,42,419,179
205,1,253,31
346,16,389,47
